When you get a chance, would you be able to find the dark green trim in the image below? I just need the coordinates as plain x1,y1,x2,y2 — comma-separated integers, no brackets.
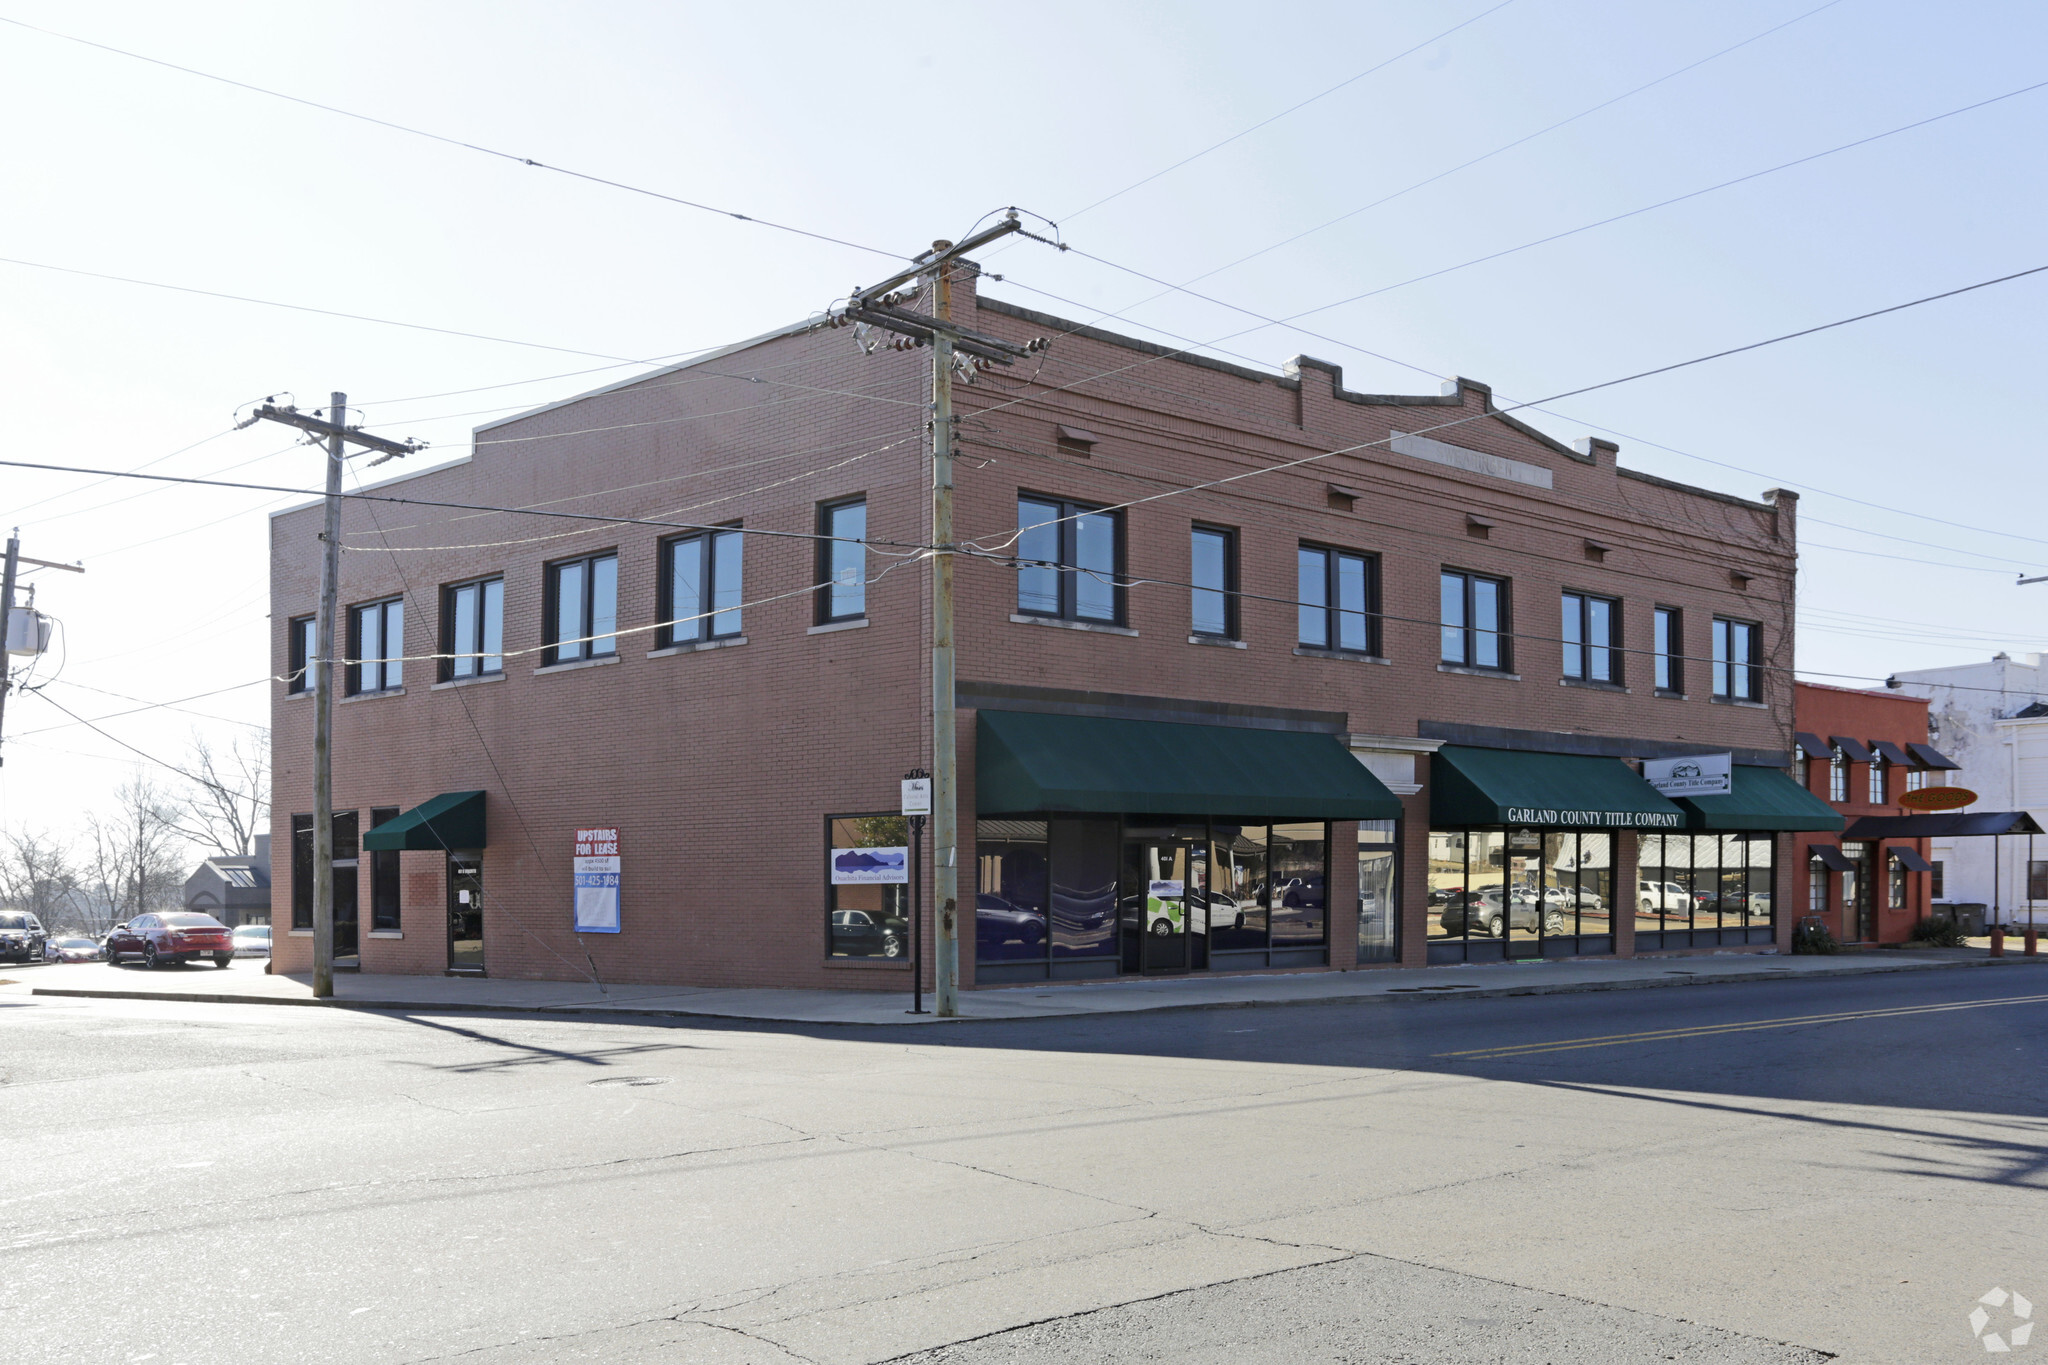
1674,765,1843,832
1430,746,1684,829
362,791,486,851
975,710,1399,819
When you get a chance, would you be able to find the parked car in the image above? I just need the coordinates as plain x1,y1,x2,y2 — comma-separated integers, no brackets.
1637,880,1691,916
1542,886,1604,912
975,894,1046,947
231,924,272,958
1195,889,1244,932
104,912,235,968
46,936,103,963
0,912,49,963
829,908,905,958
1439,886,1565,937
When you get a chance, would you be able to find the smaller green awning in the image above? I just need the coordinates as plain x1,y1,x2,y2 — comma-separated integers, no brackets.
362,791,487,851
1674,765,1844,832
976,710,1400,820
1431,746,1685,829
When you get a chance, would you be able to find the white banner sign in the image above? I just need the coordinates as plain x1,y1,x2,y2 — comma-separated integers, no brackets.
1643,753,1733,797
831,846,909,884
900,776,932,816
573,826,621,933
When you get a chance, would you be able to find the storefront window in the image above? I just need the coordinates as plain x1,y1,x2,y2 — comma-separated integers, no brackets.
1809,855,1828,914
1889,854,1907,910
1357,821,1398,963
827,815,911,960
973,819,1048,962
1637,832,1777,945
1049,818,1118,959
1211,825,1269,951
1542,831,1613,939
1269,823,1328,945
1428,831,1468,943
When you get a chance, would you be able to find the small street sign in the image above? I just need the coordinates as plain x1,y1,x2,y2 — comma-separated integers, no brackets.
901,775,932,816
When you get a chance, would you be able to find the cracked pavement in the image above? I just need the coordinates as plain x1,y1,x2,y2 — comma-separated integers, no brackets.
1,967,2043,1362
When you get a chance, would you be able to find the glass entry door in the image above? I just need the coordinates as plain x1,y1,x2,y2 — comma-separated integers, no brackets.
448,853,484,974
1123,835,1208,974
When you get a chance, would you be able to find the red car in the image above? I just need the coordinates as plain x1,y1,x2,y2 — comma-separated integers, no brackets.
105,912,235,969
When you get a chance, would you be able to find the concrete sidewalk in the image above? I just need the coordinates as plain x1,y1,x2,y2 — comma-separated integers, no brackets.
9,945,2042,1025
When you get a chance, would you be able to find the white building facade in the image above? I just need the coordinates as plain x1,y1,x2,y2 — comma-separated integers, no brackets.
1891,652,2048,926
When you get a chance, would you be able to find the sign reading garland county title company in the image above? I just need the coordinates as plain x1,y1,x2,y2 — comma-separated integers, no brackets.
1641,752,1733,798
1503,807,1685,829
572,827,621,933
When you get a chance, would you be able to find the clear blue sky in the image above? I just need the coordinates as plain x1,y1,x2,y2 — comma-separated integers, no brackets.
2,0,2043,840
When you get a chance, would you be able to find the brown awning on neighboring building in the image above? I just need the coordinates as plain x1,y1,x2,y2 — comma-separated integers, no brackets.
1829,735,1875,764
1869,740,1916,768
1906,742,1961,770
1794,732,1830,760
1843,812,2046,839
1889,847,1935,872
1812,846,1857,872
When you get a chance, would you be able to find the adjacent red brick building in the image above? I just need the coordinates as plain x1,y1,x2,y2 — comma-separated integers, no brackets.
269,260,1840,990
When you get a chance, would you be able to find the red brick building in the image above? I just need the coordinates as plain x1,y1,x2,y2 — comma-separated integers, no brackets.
269,260,1840,990
1791,681,1945,944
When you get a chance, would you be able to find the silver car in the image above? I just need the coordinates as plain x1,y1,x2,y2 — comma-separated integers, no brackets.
231,924,272,958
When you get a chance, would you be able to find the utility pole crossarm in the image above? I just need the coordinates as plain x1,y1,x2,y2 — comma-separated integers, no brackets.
14,554,84,573
245,403,423,459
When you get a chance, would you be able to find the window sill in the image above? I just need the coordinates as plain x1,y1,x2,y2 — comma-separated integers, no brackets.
1437,663,1520,681
534,653,621,676
1190,634,1247,650
647,636,746,659
287,929,313,937
431,672,505,691
1010,613,1138,638
1294,646,1390,665
1711,695,1769,708
1560,677,1629,694
283,689,312,702
339,687,405,704
823,956,912,969
807,618,868,636
1654,688,1688,701
367,930,404,939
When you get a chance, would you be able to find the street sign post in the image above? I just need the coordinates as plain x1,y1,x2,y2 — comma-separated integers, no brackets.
904,768,930,1016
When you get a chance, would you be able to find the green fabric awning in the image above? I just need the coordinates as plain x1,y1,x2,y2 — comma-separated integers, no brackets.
1430,746,1685,829
975,710,1400,820
1675,765,1844,832
361,790,487,851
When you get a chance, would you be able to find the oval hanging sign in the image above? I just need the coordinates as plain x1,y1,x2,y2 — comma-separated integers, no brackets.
1900,786,1976,811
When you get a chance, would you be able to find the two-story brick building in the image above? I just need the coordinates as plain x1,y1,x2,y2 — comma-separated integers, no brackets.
269,260,1840,990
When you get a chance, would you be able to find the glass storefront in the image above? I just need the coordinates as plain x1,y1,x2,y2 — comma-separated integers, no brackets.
977,816,1334,983
1356,820,1398,964
1428,827,1617,962
1635,833,1778,949
825,814,911,960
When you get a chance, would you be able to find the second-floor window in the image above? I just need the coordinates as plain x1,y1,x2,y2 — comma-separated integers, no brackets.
1297,545,1377,653
1868,758,1887,805
546,552,618,665
1830,750,1849,802
1190,525,1238,639
1653,606,1681,692
1016,496,1121,625
1561,592,1618,683
347,597,403,694
287,614,315,694
817,498,867,623
441,577,504,681
1712,618,1760,701
1440,571,1507,670
661,529,742,647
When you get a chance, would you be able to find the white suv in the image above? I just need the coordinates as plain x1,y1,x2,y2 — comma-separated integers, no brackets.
1637,880,1690,916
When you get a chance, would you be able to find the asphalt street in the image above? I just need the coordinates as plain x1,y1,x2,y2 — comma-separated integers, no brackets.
1,963,2043,1364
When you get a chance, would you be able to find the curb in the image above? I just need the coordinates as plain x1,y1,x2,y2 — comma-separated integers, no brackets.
25,953,2040,1026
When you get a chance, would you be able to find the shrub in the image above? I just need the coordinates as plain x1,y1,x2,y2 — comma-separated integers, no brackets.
1792,920,1841,954
1908,916,1967,948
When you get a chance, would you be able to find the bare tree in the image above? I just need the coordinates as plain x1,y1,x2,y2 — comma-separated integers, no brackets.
84,774,191,922
0,827,79,926
170,728,270,856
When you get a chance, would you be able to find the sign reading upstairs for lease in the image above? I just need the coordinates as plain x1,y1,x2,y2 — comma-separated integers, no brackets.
573,827,621,934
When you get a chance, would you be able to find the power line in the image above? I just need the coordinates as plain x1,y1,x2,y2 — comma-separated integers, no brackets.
0,15,906,262
25,691,264,805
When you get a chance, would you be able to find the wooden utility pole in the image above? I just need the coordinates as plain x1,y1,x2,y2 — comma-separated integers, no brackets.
0,529,84,768
832,214,1046,1016
242,396,421,997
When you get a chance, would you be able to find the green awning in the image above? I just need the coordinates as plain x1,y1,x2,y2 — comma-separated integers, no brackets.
361,790,487,851
1675,765,1844,832
975,710,1400,820
1431,745,1684,829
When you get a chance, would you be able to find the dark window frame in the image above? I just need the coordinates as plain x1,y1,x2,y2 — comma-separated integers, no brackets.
287,615,316,695
438,576,505,682
1296,542,1380,655
1561,590,1622,684
345,597,404,696
543,550,620,666
1653,605,1682,693
815,498,868,625
1190,523,1240,640
658,526,743,648
1014,494,1126,626
1712,616,1762,701
290,814,314,930
823,811,911,963
1440,569,1511,671
369,805,401,931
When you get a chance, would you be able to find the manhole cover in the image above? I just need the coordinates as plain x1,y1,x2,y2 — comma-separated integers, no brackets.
587,1075,670,1088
